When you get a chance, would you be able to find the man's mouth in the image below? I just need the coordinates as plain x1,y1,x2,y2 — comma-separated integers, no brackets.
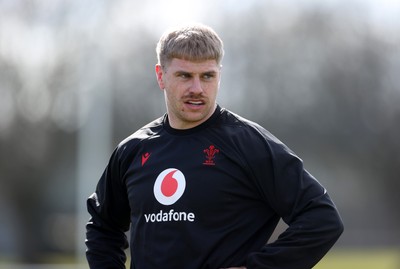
186,100,204,106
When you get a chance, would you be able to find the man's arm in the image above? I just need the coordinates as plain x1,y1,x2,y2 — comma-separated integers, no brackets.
247,188,343,268
85,149,131,268
247,139,344,269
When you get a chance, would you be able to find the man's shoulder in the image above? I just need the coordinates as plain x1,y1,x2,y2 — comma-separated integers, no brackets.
218,107,295,159
117,116,165,152
220,108,259,128
220,108,273,137
218,107,286,150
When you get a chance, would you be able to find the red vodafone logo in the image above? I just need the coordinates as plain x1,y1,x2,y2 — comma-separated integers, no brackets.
154,168,186,205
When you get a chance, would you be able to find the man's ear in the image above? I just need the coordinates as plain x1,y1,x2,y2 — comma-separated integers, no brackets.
155,64,165,90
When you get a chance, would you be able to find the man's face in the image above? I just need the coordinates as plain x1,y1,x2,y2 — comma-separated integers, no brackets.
156,58,221,129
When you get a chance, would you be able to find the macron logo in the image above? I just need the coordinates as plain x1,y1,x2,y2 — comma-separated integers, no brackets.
141,152,151,166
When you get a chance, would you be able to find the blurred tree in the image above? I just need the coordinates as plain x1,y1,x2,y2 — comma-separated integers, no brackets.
218,2,400,244
0,0,399,262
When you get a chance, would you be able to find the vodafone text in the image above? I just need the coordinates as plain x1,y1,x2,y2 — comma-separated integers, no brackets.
144,209,195,223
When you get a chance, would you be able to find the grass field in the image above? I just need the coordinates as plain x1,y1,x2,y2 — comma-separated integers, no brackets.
0,248,399,269
315,248,400,269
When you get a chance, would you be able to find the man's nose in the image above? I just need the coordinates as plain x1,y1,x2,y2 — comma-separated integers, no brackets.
189,77,203,93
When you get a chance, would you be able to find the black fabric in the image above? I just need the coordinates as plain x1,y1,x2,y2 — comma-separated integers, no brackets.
86,105,343,269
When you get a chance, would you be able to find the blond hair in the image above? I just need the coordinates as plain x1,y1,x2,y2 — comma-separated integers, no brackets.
156,23,224,68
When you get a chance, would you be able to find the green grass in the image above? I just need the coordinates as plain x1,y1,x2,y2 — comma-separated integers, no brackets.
1,248,399,269
314,248,400,269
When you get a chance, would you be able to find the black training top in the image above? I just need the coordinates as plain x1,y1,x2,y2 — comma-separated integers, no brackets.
86,105,343,269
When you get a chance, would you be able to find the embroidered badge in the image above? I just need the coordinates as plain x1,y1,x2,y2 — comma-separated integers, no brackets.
203,145,219,166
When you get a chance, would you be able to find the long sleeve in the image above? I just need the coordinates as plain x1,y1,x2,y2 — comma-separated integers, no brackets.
85,148,131,269
246,138,344,269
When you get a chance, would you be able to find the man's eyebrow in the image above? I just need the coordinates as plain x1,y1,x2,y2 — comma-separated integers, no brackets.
173,70,192,77
173,70,218,75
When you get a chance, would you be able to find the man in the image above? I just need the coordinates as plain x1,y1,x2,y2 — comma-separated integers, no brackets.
86,23,343,269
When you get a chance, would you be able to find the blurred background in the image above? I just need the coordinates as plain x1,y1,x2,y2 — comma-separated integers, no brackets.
0,0,399,268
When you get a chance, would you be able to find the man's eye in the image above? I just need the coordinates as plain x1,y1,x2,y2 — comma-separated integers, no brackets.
202,74,214,80
178,73,190,79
